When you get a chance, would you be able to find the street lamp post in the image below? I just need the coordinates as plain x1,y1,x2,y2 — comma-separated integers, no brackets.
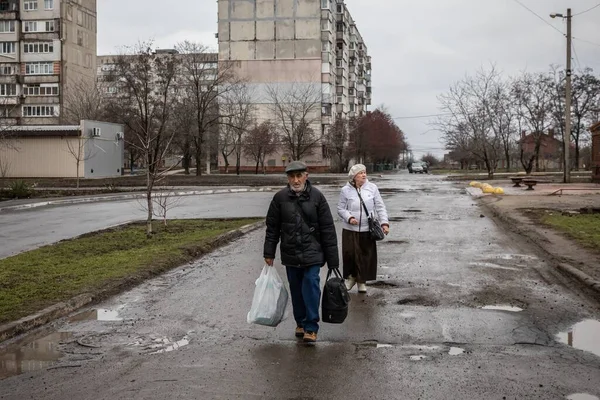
551,9,572,183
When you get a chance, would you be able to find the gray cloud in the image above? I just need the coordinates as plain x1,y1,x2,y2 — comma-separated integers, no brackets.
99,0,600,158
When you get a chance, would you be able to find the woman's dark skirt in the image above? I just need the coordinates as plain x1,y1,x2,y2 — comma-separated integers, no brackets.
342,229,378,282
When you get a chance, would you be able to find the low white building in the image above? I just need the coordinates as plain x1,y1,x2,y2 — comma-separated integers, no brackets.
0,120,124,178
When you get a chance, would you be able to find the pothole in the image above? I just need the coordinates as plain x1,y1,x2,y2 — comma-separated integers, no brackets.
367,280,400,289
69,309,123,322
381,240,409,245
388,216,408,222
481,305,523,312
396,295,439,307
448,347,465,356
378,188,407,194
0,332,73,380
403,209,423,213
556,320,600,358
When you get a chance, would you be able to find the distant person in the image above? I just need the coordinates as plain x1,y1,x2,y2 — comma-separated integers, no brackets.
263,161,339,343
337,164,389,293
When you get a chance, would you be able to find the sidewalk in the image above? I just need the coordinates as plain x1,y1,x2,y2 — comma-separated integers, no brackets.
466,180,600,295
0,186,276,212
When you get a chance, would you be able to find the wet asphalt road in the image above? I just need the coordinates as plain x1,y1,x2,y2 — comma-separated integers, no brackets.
1,173,600,399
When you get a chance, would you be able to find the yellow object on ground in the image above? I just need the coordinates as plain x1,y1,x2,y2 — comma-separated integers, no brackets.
470,181,481,188
482,186,495,194
494,187,505,195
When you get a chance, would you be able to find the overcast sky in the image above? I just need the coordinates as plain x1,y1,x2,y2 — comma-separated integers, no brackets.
98,0,600,158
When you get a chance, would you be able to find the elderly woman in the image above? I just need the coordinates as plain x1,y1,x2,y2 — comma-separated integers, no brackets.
337,164,389,293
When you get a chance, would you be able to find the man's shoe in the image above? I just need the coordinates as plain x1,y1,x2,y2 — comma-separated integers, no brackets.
303,331,317,343
358,283,367,293
295,326,304,338
345,275,356,290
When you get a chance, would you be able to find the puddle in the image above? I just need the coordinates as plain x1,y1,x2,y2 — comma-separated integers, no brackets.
149,336,190,354
482,305,523,312
0,332,73,380
410,355,427,361
567,394,600,400
403,209,423,213
556,320,600,358
448,347,465,356
69,309,123,322
376,344,393,348
381,240,409,245
367,281,400,288
388,216,408,222
469,262,520,271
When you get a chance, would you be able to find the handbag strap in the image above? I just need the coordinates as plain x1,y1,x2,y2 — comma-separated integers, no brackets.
326,267,342,280
354,186,371,220
295,199,317,237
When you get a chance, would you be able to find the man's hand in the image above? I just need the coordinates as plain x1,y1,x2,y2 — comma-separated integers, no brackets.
349,217,359,226
264,258,274,266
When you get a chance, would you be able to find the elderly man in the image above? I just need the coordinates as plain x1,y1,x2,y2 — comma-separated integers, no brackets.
263,161,339,343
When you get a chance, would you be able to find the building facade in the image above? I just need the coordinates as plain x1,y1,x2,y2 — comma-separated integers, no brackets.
217,0,371,172
0,0,97,126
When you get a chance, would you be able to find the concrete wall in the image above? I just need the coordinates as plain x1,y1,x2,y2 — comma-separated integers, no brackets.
81,120,124,178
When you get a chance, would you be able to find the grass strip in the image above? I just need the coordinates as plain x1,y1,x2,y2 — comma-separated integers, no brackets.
540,213,600,251
0,218,261,324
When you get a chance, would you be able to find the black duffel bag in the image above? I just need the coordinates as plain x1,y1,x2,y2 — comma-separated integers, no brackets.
322,268,350,324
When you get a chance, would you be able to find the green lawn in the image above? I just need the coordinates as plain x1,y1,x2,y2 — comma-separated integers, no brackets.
541,213,600,251
0,218,261,324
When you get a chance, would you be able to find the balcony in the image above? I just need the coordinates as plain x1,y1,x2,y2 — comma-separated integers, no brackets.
22,95,60,105
22,75,60,84
0,95,19,105
0,74,17,84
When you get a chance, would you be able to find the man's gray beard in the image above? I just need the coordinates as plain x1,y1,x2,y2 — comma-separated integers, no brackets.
291,183,306,193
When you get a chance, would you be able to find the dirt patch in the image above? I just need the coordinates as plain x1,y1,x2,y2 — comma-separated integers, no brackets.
367,280,401,289
388,216,409,222
381,240,409,245
463,288,528,310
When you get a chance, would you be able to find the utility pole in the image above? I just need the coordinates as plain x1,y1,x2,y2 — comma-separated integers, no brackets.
552,9,572,183
564,8,572,183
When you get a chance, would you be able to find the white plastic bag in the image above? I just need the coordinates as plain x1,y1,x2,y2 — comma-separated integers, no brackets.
247,265,289,327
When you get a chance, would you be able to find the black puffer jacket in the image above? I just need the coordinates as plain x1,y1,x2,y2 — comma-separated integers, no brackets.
264,181,339,268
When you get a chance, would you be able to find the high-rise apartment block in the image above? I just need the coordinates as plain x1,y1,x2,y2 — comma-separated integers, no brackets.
0,0,97,125
218,0,371,171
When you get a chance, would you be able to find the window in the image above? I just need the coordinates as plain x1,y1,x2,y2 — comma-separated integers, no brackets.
336,4,342,13
24,42,54,53
107,86,117,94
0,84,16,96
45,21,55,32
22,105,58,117
25,62,54,75
23,84,59,96
350,103,355,112
321,0,329,9
0,65,15,75
24,0,37,11
0,21,15,33
23,21,37,32
349,88,354,96
44,0,53,9
0,42,15,54
321,41,330,52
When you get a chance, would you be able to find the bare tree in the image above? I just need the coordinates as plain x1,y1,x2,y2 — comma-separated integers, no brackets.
65,135,96,188
106,41,181,237
571,68,600,169
243,121,278,174
512,72,554,174
266,82,322,161
220,84,255,175
438,67,503,178
152,190,183,227
324,117,349,173
62,78,108,124
171,88,197,174
176,41,239,175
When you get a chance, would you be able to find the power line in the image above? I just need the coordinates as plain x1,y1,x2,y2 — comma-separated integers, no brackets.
573,37,600,48
511,0,565,36
573,3,600,16
572,41,582,69
392,113,449,120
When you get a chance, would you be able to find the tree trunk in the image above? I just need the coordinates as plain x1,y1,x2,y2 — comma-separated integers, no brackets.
255,161,259,174
146,170,153,238
195,151,202,176
130,152,135,175
574,137,580,171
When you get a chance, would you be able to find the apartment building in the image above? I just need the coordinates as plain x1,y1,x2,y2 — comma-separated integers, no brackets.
0,0,97,125
217,0,371,172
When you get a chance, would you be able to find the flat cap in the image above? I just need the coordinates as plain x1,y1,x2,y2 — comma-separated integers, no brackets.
285,161,307,174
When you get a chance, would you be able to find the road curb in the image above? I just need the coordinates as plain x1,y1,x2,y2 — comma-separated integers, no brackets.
477,195,600,297
0,220,265,344
0,187,275,212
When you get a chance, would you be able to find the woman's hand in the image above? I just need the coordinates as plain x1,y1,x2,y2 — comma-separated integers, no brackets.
382,224,390,235
349,217,359,226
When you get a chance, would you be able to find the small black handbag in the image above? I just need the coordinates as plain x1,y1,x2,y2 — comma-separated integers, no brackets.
356,188,385,241
322,268,350,324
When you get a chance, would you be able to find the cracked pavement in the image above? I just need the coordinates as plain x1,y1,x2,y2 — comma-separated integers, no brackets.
1,173,599,399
